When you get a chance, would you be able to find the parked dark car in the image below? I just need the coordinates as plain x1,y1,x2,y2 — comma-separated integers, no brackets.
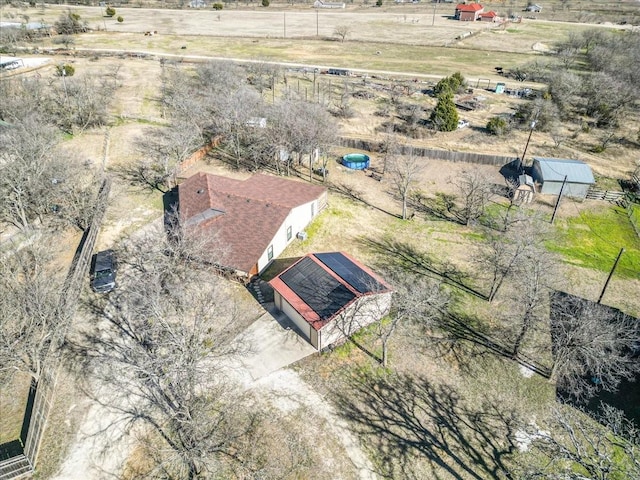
90,250,117,293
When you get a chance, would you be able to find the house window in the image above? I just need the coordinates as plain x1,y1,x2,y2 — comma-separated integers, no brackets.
267,245,273,261
286,226,292,241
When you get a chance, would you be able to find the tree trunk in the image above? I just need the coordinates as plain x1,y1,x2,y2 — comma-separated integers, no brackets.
381,340,388,368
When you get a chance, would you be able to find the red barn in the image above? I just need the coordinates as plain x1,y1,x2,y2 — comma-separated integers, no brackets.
455,3,484,21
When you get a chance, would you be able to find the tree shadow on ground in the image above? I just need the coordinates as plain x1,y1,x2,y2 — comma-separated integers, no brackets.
330,181,401,219
360,236,486,300
437,312,551,379
360,237,552,377
408,191,462,223
334,373,520,480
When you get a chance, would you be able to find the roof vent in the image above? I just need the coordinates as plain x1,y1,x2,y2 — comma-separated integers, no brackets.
196,188,205,194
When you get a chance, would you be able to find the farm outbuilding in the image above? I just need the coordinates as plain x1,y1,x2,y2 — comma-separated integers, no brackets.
479,11,500,22
270,252,393,351
530,157,595,200
513,174,536,204
455,3,484,21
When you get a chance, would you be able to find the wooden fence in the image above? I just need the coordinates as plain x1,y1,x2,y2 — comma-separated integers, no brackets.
177,137,221,176
0,178,111,479
0,456,31,480
585,188,626,202
339,137,518,167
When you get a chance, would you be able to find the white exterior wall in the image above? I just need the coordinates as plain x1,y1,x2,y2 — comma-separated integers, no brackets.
274,291,315,347
256,197,323,274
539,181,590,199
319,292,393,350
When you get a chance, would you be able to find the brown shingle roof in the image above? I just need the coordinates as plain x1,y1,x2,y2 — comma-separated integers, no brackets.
178,172,327,274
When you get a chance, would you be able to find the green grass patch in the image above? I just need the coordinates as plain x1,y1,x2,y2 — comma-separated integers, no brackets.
548,207,640,279
593,175,621,190
630,204,640,231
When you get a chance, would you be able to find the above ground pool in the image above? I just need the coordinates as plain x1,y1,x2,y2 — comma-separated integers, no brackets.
342,153,370,170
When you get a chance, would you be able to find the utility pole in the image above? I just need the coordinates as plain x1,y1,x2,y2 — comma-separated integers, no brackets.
283,12,286,38
598,248,625,304
316,9,319,36
61,67,68,102
519,119,536,173
432,1,437,26
550,175,568,224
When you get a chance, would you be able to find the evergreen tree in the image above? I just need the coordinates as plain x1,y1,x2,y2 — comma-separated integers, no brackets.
431,90,459,132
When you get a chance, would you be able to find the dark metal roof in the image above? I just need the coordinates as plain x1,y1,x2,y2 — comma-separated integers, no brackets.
315,252,386,294
280,256,356,321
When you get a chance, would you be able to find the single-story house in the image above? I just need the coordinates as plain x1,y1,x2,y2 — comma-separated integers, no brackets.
270,252,393,351
178,172,327,277
455,3,484,21
530,157,595,200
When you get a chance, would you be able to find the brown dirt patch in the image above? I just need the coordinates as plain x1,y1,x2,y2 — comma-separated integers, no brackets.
0,372,31,445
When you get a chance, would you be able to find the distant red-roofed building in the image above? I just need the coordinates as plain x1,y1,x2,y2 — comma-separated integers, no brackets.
455,3,484,21
178,172,327,277
479,10,499,22
270,252,393,350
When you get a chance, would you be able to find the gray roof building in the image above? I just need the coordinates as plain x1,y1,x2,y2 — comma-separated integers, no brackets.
531,157,595,200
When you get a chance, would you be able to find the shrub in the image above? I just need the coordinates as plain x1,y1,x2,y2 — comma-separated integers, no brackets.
486,116,508,136
376,0,383,5
261,0,269,6
212,2,223,9
105,6,115,17
55,63,75,77
117,16,124,23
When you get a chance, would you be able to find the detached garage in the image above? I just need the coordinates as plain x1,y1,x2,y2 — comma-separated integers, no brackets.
531,157,595,200
269,252,393,351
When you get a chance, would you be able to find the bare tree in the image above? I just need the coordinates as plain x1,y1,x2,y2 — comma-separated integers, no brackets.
0,240,63,385
245,60,281,95
0,115,100,232
209,85,266,169
477,212,548,302
450,170,494,226
53,34,75,49
388,150,423,220
129,121,204,191
521,404,640,480
504,245,560,359
377,274,448,367
68,222,259,478
47,73,117,134
555,32,583,69
550,291,640,400
333,25,351,43
266,99,337,176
